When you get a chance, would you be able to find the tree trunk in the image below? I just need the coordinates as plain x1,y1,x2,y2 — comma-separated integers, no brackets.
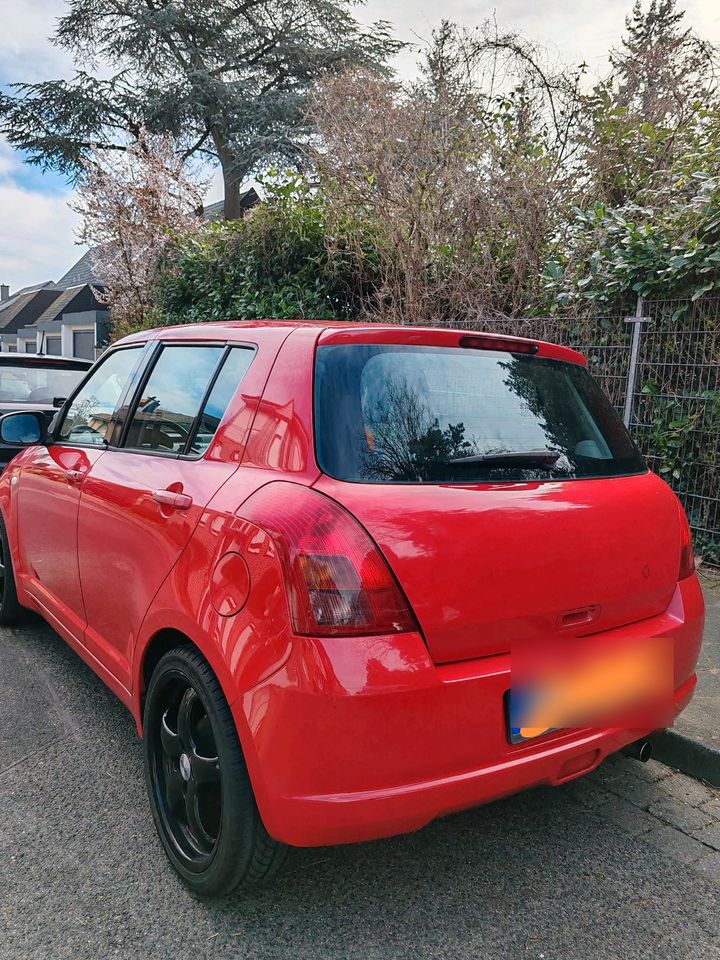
213,128,247,221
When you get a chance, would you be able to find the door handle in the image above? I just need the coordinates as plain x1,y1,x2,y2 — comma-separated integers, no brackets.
64,469,86,484
152,489,193,511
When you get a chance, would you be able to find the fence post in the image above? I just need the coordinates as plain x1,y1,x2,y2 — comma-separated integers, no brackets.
622,295,650,429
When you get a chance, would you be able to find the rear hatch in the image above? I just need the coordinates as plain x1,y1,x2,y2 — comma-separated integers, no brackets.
313,334,681,663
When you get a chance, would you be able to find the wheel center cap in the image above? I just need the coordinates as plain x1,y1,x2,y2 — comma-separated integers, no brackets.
179,753,191,782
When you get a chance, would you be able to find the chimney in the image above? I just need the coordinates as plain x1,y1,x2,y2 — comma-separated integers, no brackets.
0,285,9,302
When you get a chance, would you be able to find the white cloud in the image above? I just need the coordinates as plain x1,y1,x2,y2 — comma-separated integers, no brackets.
0,139,85,291
0,0,72,81
0,182,85,291
361,0,720,81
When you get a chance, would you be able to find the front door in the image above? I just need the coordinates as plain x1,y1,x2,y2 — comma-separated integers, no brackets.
16,345,145,638
77,343,256,687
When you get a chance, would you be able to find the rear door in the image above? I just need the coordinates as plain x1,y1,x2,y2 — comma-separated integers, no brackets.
76,343,255,686
313,337,682,664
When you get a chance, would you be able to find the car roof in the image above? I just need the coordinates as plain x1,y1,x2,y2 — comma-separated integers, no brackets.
117,319,353,343
0,354,92,369
115,319,586,365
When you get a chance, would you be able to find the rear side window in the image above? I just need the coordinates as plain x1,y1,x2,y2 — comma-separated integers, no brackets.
314,344,646,483
190,347,255,455
123,344,255,456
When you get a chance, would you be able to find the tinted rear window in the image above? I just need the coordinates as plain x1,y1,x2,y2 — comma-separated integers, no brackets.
314,344,646,483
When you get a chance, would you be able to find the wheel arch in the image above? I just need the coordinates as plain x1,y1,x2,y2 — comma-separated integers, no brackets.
134,622,241,737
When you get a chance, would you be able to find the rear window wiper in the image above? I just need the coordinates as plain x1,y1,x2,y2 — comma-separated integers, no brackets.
446,449,562,467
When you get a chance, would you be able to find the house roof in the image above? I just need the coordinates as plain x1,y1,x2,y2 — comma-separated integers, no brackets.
54,249,103,290
0,281,55,314
0,289,64,334
202,187,260,221
34,284,104,325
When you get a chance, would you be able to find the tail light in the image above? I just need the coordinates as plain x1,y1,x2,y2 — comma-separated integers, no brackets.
678,502,696,580
237,482,417,637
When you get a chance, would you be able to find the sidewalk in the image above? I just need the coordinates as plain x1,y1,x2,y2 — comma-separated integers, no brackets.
653,573,720,785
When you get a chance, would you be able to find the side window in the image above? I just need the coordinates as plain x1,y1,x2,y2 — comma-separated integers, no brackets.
59,347,142,446
189,347,255,456
123,345,224,453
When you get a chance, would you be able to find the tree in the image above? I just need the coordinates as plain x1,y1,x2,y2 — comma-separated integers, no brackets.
72,130,206,334
611,0,718,118
0,0,401,218
581,0,720,206
308,22,582,321
546,1,720,311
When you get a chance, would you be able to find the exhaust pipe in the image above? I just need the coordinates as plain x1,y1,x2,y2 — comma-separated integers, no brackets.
621,739,653,763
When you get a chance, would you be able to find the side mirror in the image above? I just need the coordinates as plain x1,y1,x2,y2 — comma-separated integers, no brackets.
0,411,45,446
53,397,66,409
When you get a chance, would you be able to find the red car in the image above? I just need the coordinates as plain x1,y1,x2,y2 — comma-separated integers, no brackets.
0,321,704,895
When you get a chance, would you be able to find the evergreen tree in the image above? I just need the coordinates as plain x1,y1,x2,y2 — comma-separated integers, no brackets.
610,0,718,120
582,0,720,206
0,0,401,218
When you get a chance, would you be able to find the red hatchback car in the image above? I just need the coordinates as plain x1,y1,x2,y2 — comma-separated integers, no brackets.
0,321,704,895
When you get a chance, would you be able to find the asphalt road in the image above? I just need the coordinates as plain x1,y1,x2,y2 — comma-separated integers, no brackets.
1,617,719,960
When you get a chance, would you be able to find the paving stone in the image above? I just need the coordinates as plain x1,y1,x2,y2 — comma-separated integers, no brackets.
692,849,720,880
698,797,720,821
642,824,710,864
595,797,659,836
661,773,715,808
565,778,613,809
648,798,715,834
602,773,671,808
693,821,720,852
587,753,633,783
625,758,673,783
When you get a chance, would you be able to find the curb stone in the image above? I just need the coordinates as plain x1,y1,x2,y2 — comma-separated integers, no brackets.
651,729,720,789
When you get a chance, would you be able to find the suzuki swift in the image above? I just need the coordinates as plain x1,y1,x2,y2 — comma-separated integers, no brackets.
0,321,704,895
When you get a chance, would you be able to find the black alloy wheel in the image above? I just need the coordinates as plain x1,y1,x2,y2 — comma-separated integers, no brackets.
152,680,223,867
143,646,288,895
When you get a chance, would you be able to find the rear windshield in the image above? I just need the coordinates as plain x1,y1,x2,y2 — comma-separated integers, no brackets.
314,344,646,483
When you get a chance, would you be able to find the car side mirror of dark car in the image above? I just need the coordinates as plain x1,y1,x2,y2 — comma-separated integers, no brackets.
53,397,66,408
0,411,45,446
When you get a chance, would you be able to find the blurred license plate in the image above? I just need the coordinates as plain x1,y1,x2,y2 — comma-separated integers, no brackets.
506,635,674,745
506,690,558,744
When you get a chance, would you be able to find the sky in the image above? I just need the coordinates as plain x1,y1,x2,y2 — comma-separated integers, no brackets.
1,0,720,293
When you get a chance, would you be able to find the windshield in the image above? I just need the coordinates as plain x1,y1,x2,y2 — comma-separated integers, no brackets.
314,344,646,483
0,364,87,405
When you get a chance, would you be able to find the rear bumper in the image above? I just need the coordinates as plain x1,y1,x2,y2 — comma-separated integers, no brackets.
233,576,705,847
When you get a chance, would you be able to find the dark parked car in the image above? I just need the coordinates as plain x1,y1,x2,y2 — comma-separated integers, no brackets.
0,354,92,470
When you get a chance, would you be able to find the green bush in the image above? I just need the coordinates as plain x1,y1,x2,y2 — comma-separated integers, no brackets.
153,177,379,325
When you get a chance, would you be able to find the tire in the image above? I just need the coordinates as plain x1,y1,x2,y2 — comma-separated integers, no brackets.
143,644,288,896
0,512,26,625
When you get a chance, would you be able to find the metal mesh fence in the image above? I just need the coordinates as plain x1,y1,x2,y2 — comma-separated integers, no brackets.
376,302,718,567
632,298,720,568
